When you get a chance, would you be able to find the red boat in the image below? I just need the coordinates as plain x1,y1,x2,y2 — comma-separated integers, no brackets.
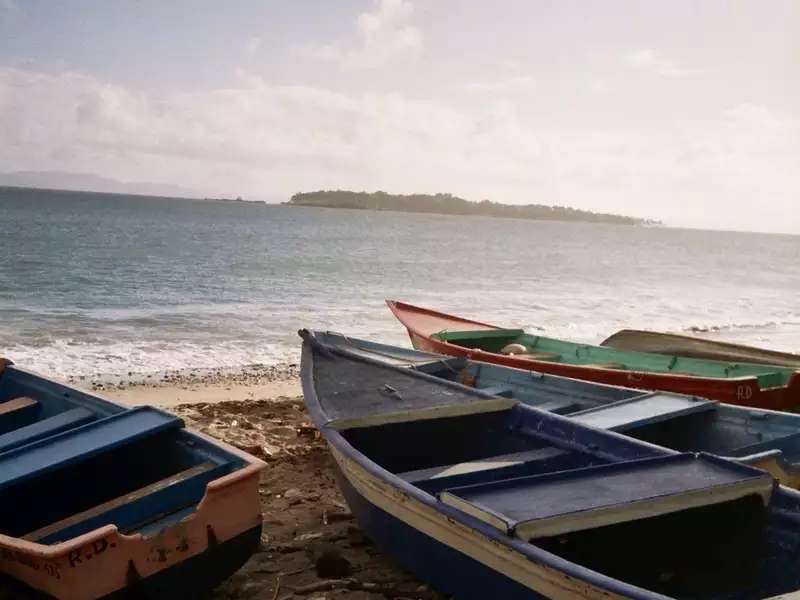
386,300,800,410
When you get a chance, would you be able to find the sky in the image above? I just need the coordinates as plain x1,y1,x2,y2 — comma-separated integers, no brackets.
0,1,797,232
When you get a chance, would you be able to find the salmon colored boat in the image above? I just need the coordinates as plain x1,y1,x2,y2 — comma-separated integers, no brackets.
386,300,800,411
0,358,265,599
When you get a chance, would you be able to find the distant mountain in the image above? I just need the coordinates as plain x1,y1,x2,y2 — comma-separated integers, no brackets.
289,190,660,226
0,171,200,199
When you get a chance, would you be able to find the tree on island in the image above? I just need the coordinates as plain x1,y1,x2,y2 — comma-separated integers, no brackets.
287,190,658,226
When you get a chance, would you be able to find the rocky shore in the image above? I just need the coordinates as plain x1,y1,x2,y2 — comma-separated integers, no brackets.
85,364,303,407
66,362,301,394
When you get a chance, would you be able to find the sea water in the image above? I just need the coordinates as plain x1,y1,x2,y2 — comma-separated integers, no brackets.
1,187,799,379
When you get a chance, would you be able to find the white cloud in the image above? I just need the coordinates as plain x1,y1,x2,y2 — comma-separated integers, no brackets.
724,103,785,130
466,76,537,95
623,49,701,78
0,66,797,232
497,58,524,72
302,0,423,69
244,36,263,58
588,77,612,95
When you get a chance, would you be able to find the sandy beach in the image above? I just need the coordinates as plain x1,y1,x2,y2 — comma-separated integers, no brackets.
28,368,443,600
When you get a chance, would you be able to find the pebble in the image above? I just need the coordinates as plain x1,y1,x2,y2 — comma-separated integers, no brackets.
312,545,353,579
83,362,300,393
283,488,303,500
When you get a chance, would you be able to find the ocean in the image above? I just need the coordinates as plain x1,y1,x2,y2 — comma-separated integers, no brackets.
1,187,799,379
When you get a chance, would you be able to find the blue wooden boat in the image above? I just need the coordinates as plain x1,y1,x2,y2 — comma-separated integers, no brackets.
310,331,800,488
300,329,800,600
0,358,265,599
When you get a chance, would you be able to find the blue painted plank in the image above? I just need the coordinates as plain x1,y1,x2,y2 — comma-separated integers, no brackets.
569,393,716,431
440,453,772,538
0,408,95,454
34,462,230,544
0,407,182,491
478,385,515,398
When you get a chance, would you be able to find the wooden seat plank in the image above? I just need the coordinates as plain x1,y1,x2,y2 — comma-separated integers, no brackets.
23,462,216,542
569,393,717,432
0,397,40,435
0,397,38,416
0,408,94,454
398,447,566,483
0,407,182,492
440,453,772,540
478,385,515,398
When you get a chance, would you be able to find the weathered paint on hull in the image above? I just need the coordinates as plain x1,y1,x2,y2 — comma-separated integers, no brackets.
329,446,644,600
332,462,546,600
1,525,262,600
0,436,264,600
388,301,800,411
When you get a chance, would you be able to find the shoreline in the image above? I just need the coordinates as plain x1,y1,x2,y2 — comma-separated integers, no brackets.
68,362,301,407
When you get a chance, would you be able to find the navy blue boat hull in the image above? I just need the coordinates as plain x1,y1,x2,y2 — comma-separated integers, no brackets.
333,463,545,600
299,329,800,600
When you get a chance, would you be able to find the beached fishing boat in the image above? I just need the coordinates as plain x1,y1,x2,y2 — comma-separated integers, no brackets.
311,332,800,487
300,329,800,600
601,329,800,368
0,358,264,599
386,300,800,410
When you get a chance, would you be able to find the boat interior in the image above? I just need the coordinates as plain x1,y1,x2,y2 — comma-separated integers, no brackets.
308,339,800,599
0,365,245,545
426,359,800,484
336,403,800,599
432,328,795,389
314,333,800,484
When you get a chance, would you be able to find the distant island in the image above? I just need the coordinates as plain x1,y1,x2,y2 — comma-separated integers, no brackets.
288,191,659,226
0,185,267,207
0,170,201,199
